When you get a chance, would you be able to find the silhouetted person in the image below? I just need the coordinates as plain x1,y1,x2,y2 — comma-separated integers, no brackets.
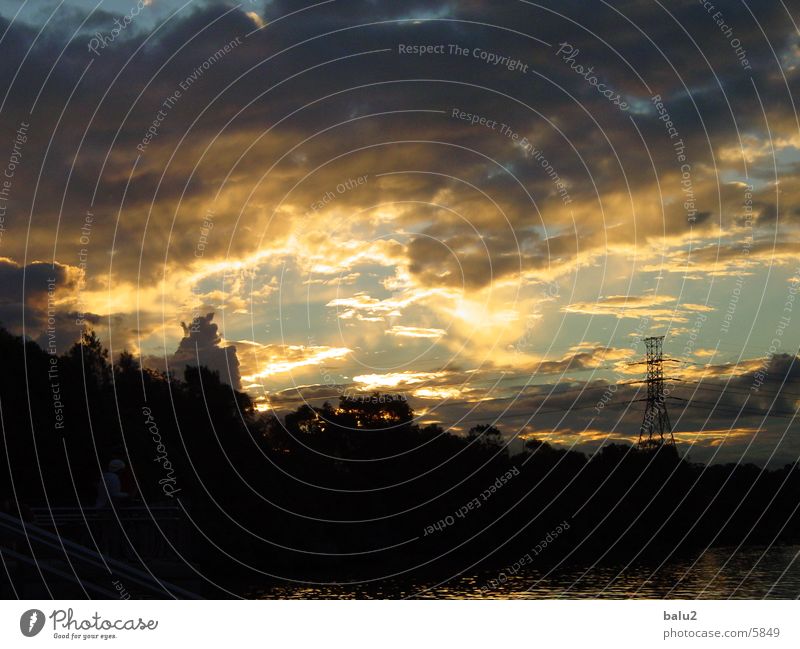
95,460,130,558
118,464,139,503
95,459,129,508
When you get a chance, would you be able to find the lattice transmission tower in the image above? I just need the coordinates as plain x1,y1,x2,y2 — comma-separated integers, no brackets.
637,336,675,450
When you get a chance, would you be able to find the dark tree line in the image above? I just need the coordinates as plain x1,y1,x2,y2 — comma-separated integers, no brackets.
1,326,799,590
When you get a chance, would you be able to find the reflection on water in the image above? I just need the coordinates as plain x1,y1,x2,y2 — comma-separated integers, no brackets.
253,545,800,599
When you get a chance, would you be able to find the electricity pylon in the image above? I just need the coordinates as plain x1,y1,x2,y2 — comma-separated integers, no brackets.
636,336,675,450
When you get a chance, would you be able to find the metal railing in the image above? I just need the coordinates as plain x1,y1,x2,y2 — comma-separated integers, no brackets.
0,509,200,598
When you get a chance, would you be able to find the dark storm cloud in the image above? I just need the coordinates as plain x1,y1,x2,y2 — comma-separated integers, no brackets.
0,0,796,289
170,311,241,388
0,258,83,350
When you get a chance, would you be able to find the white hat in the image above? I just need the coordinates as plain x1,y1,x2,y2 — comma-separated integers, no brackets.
108,459,126,472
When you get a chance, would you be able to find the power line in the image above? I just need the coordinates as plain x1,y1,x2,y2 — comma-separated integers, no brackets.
668,396,799,420
669,380,800,400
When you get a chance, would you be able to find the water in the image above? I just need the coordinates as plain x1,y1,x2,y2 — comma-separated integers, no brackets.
252,545,800,599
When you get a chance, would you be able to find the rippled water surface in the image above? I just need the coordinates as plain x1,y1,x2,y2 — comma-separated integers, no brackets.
253,545,800,599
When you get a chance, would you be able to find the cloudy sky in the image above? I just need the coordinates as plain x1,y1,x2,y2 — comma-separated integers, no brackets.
0,0,798,464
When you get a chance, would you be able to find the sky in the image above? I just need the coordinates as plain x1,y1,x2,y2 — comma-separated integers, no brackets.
0,0,798,465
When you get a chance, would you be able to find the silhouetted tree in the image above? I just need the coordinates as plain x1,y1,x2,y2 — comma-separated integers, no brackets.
524,437,553,454
468,424,502,447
